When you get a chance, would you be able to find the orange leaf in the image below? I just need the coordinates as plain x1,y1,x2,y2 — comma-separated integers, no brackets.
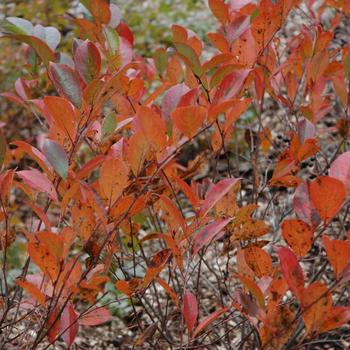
90,0,111,24
158,195,186,233
99,157,129,206
115,278,143,297
208,0,230,25
127,131,149,176
319,306,350,333
171,105,207,138
236,274,265,309
141,233,183,272
281,219,313,257
243,246,272,278
137,106,167,152
309,176,346,224
44,96,77,142
143,249,171,287
156,278,179,307
27,241,60,281
16,279,46,305
322,236,350,279
301,282,332,335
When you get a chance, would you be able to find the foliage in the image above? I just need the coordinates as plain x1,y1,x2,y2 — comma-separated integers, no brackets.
1,0,350,349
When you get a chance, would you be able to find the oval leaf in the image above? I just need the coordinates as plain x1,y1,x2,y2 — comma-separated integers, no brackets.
74,40,101,84
309,176,346,224
276,246,304,301
43,140,69,180
281,219,314,257
49,62,82,108
79,307,112,326
17,168,58,201
183,291,198,332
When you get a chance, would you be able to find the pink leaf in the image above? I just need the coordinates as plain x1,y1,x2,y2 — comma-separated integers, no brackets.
199,178,240,217
79,307,112,326
161,83,190,121
17,168,58,201
193,218,232,255
293,181,320,227
329,151,350,190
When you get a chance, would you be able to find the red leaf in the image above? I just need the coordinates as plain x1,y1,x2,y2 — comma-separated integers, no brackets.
79,307,112,326
74,40,101,84
309,176,346,224
192,218,232,255
48,303,79,348
276,247,304,301
183,291,198,332
199,178,240,217
17,168,58,201
3,34,55,67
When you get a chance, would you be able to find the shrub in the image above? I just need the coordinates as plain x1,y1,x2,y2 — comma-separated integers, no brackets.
1,0,350,349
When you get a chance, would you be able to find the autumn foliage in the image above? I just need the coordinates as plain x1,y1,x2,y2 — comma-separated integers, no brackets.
1,0,350,348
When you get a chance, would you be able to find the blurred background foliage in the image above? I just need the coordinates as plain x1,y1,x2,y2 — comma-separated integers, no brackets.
0,0,214,92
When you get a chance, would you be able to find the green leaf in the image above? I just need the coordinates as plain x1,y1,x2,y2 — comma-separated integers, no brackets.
102,113,117,139
43,140,69,180
174,42,202,76
49,62,82,108
103,26,120,54
153,48,168,76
